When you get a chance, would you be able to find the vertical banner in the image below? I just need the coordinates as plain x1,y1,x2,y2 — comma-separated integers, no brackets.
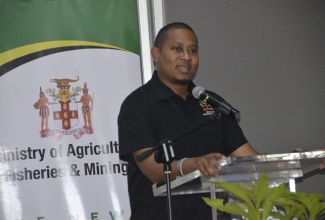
0,1,142,219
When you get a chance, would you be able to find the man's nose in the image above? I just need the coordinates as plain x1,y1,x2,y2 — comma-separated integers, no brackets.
181,50,191,60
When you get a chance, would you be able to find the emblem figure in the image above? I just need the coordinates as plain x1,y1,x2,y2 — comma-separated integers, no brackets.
34,87,55,132
75,82,93,132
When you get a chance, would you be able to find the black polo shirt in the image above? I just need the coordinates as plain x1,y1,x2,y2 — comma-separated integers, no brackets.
118,71,247,220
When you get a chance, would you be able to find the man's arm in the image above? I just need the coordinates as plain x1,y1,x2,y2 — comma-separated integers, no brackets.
132,148,178,183
133,148,225,183
230,143,259,157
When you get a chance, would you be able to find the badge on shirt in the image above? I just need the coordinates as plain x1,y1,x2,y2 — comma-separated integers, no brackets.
198,100,215,116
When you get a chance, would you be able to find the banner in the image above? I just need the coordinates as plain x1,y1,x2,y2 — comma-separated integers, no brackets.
0,1,142,219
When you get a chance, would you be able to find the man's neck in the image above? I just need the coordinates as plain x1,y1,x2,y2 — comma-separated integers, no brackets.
155,71,190,100
172,84,188,100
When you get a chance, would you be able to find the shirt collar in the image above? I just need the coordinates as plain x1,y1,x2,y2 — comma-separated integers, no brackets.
150,71,196,101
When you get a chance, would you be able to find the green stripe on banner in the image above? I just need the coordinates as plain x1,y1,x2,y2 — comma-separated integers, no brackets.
0,0,140,55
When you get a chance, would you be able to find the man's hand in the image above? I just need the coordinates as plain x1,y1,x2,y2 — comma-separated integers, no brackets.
186,153,225,177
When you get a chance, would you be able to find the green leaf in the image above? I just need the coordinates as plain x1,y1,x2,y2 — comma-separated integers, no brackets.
255,173,270,205
202,197,248,217
247,206,260,219
261,200,275,220
268,211,288,220
268,183,287,199
272,197,307,219
215,182,255,209
316,205,325,220
310,202,325,220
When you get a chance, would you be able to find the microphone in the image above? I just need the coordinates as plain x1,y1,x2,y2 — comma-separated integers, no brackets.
192,86,241,122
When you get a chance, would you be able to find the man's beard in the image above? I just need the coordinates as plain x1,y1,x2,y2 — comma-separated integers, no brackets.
175,79,190,85
174,73,196,85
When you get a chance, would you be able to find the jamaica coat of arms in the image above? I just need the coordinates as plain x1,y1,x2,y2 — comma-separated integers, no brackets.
34,76,94,139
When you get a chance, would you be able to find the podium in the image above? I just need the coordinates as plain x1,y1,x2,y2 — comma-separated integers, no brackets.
153,151,325,220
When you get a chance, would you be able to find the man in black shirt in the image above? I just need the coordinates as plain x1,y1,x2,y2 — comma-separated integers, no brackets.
118,22,259,220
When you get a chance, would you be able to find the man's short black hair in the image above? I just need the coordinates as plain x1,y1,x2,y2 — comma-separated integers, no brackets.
154,22,196,48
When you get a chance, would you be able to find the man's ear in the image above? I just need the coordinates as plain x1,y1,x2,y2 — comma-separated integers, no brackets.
151,46,160,63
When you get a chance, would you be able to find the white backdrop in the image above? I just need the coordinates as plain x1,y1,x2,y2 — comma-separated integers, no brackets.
0,48,142,219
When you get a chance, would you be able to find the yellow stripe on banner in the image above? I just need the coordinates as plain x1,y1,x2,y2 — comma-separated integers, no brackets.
0,40,126,66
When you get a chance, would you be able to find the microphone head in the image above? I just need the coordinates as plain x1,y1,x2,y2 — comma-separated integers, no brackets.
192,86,205,99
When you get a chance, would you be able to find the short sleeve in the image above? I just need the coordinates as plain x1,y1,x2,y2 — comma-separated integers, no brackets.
118,93,158,162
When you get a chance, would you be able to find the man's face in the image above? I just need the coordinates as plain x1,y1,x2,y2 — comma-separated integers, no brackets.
152,28,199,86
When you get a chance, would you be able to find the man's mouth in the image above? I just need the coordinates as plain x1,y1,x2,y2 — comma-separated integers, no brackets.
178,65,190,73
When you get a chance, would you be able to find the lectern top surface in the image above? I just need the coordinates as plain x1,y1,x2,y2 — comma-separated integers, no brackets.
219,150,325,166
217,150,325,175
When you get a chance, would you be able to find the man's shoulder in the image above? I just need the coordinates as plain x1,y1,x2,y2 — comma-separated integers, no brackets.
122,83,154,106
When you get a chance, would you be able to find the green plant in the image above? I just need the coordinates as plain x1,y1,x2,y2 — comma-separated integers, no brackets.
202,174,325,220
